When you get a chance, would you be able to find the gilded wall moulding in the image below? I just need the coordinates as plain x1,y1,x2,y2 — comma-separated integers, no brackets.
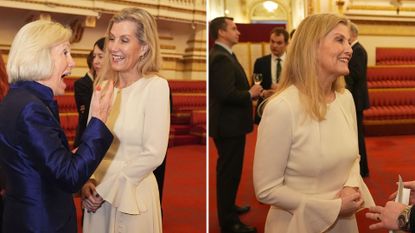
346,18,415,36
347,5,415,12
1,0,206,24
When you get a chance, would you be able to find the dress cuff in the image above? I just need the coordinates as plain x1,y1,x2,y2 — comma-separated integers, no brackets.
287,198,341,233
96,173,147,215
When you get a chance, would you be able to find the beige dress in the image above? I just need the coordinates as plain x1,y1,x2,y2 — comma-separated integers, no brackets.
253,85,375,233
83,75,170,233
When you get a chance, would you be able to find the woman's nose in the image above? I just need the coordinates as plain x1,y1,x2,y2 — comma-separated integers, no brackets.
68,55,75,68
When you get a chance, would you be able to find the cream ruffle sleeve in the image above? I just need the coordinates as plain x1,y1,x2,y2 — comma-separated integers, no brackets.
254,97,341,233
342,90,375,209
95,78,170,215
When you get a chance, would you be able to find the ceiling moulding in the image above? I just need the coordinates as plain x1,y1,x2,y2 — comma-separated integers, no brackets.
346,4,415,17
0,0,206,24
346,17,415,36
346,12,415,23
347,4,415,12
0,0,99,16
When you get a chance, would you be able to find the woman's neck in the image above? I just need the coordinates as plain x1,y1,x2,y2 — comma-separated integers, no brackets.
320,79,335,103
117,70,141,89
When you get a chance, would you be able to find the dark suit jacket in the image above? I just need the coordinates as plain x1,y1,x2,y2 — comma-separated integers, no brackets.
253,55,273,124
209,44,253,138
0,81,113,233
74,73,93,148
253,54,272,90
345,42,370,111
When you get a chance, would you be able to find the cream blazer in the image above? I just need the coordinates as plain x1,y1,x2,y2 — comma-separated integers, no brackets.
253,85,374,233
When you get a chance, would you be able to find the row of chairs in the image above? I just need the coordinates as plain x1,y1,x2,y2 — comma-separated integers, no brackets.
363,47,415,135
57,78,207,147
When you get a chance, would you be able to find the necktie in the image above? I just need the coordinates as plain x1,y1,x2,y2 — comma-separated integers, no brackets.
276,58,282,83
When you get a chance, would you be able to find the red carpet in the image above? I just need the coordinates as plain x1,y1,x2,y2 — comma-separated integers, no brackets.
209,126,415,233
75,144,206,233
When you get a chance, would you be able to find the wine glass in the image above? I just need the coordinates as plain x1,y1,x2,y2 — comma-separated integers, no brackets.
252,73,263,85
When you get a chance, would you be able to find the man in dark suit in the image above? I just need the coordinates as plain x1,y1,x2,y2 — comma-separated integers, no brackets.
209,16,262,233
345,22,370,177
74,51,95,148
253,28,289,123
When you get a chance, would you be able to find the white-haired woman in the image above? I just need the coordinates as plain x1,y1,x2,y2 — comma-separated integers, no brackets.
253,13,375,233
81,8,170,233
0,20,114,233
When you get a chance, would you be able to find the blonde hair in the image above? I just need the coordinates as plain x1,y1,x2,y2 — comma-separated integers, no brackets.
96,8,161,86
7,20,72,83
264,13,348,121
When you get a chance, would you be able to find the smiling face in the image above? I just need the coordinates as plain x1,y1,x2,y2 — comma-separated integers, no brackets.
317,23,352,81
39,41,74,96
108,20,145,74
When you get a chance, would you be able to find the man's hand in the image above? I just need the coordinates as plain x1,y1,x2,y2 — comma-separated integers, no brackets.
249,84,263,99
366,201,406,230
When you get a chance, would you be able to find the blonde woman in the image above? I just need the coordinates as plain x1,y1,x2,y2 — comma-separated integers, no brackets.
253,13,374,233
0,20,113,233
82,8,170,233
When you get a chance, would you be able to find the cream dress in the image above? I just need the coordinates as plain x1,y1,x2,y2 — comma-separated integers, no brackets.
83,75,170,233
253,85,375,233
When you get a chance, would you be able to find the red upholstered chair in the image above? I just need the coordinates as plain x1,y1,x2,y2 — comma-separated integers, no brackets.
364,89,415,135
55,95,77,113
367,66,415,89
190,110,206,145
168,80,206,93
63,78,77,93
376,47,415,65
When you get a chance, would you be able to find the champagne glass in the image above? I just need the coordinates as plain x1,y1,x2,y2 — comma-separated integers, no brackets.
252,73,263,85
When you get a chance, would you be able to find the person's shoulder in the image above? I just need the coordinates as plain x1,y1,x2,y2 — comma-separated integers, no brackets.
210,45,231,58
257,54,272,61
2,88,48,116
209,51,232,68
353,42,367,53
74,75,91,85
339,88,353,98
144,74,169,88
337,88,354,105
262,86,299,120
268,86,299,107
281,85,299,98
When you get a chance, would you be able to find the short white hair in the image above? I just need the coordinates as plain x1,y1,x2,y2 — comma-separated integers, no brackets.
7,20,72,83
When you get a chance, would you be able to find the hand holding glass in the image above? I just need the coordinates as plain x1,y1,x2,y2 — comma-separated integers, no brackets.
252,73,263,85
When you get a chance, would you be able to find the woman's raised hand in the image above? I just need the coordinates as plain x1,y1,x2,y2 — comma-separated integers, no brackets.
90,81,114,123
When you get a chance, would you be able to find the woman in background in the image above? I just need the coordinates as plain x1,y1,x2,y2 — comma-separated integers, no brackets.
82,8,170,233
74,37,106,148
253,13,374,233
